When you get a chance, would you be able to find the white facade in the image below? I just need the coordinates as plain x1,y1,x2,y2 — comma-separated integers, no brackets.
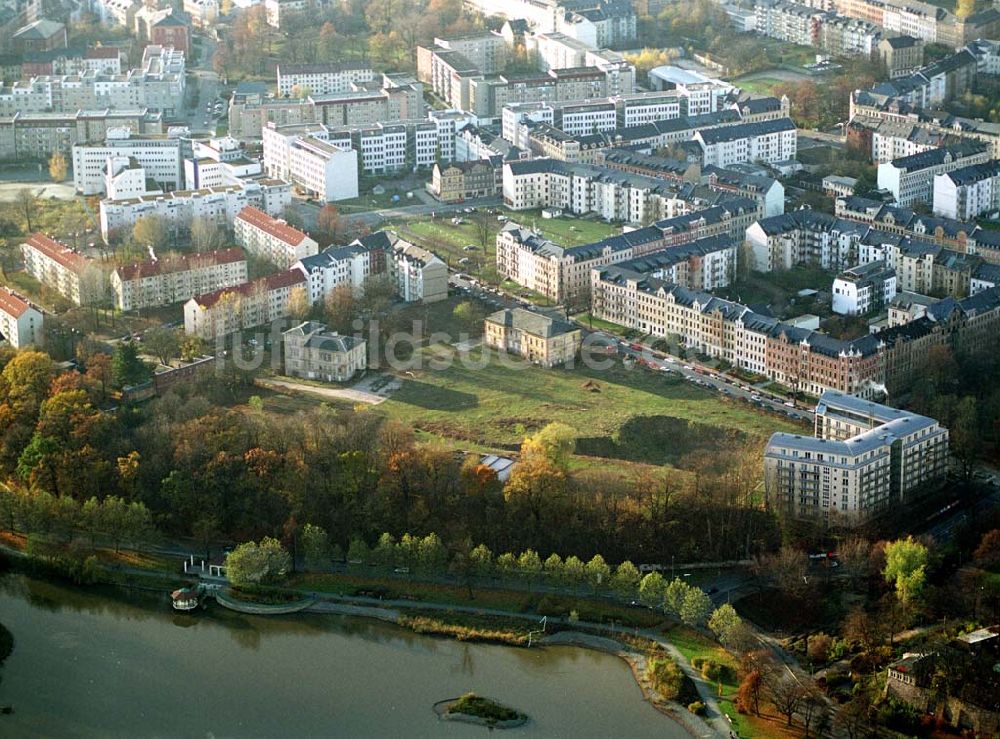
100,180,292,240
695,118,797,168
261,123,359,202
72,128,183,195
832,261,898,315
276,62,375,97
111,248,248,311
878,146,990,207
932,161,1000,221
0,289,43,349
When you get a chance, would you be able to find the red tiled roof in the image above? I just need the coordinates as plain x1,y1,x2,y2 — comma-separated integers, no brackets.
0,288,31,319
191,269,305,309
23,233,90,274
85,46,121,59
115,247,245,281
236,206,311,248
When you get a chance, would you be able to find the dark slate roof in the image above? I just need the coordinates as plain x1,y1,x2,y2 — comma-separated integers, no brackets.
942,160,1000,186
696,118,796,146
485,308,578,338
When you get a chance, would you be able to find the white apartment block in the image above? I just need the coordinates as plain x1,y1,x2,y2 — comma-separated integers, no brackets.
184,269,307,340
878,144,989,207
294,240,382,304
21,233,105,306
932,160,1000,221
434,32,509,75
0,289,43,349
0,46,186,117
105,157,159,200
694,118,797,168
559,101,617,136
234,205,319,269
276,62,375,98
832,261,898,316
100,180,292,241
390,238,448,303
765,391,949,526
111,247,248,311
72,127,184,195
261,122,359,202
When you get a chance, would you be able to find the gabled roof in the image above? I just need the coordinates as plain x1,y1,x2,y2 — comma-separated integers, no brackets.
23,233,90,273
236,205,312,247
114,248,245,281
0,288,33,319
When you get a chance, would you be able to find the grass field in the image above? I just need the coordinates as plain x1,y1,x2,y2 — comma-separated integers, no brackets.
377,345,800,466
731,76,785,95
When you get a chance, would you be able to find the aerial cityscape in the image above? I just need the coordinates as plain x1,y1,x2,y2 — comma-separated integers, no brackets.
0,0,999,734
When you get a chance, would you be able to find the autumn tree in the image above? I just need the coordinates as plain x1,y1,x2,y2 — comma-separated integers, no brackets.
709,604,742,643
611,560,640,598
287,286,312,321
132,215,169,251
883,536,928,606
226,537,291,587
48,150,68,182
520,422,576,470
639,571,666,607
190,217,226,252
736,669,762,715
143,327,180,366
315,204,343,243
300,523,330,571
974,529,1000,568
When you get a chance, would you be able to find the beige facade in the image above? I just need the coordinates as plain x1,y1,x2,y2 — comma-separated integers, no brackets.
483,308,581,367
111,247,248,311
282,321,367,382
21,233,105,306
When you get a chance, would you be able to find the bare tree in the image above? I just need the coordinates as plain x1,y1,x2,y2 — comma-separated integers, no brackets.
15,188,38,232
767,675,807,727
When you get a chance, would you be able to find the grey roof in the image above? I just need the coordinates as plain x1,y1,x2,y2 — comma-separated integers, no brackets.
283,321,364,352
696,118,795,146
942,160,1000,186
884,35,920,49
888,142,986,172
485,308,579,338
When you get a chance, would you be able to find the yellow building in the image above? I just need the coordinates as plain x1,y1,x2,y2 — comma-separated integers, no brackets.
483,308,581,367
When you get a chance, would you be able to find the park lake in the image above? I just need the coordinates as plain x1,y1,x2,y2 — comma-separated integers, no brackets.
0,574,687,737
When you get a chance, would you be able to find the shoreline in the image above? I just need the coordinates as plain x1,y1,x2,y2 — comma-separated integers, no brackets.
0,550,718,738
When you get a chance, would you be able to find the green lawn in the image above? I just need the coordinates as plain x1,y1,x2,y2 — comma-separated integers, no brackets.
732,76,785,95
376,345,799,466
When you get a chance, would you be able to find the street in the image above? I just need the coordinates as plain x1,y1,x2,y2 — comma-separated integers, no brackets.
185,34,222,135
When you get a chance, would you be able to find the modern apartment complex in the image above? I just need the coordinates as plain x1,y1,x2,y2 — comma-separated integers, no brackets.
21,233,105,306
276,61,375,97
261,122,359,202
100,179,292,241
110,248,248,311
234,206,319,269
293,232,389,305
694,118,797,168
877,143,989,207
764,391,949,526
72,127,184,195
832,261,898,315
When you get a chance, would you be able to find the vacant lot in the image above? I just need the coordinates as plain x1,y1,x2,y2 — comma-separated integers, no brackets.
377,345,799,466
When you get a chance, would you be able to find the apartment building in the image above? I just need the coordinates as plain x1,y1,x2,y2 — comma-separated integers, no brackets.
878,35,923,79
183,269,307,339
752,0,882,56
276,62,375,98
100,179,292,241
933,160,1000,221
648,66,735,117
465,0,637,46
261,122,359,202
324,121,440,175
483,308,582,367
21,233,105,306
293,232,389,305
234,205,319,269
282,321,367,382
0,289,43,349
433,32,508,74
428,158,502,202
110,247,248,311
694,118,797,168
0,108,164,161
747,210,867,272
20,45,124,77
832,261,898,315
72,127,183,195
0,46,186,117
228,80,425,140
877,143,989,207
765,391,949,526
389,237,448,303
835,196,977,252
498,208,750,303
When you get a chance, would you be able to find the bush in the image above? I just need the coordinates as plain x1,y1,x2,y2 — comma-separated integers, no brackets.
688,701,705,716
646,657,684,700
808,632,833,664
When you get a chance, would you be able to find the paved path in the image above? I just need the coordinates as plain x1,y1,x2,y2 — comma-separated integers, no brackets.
258,377,392,405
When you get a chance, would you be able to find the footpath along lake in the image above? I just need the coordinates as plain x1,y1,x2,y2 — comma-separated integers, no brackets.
0,574,689,737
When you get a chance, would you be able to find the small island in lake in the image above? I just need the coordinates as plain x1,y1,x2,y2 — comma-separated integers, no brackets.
436,693,527,728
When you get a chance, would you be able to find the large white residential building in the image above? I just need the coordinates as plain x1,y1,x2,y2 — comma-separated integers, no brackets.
694,118,797,168
0,46,186,117
878,143,989,207
21,233,105,306
261,122,360,201
0,289,43,349
764,391,949,526
183,269,308,339
832,261,898,316
100,179,292,241
72,127,184,195
293,232,389,304
110,248,248,311
276,62,375,98
932,160,1000,221
234,205,319,269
